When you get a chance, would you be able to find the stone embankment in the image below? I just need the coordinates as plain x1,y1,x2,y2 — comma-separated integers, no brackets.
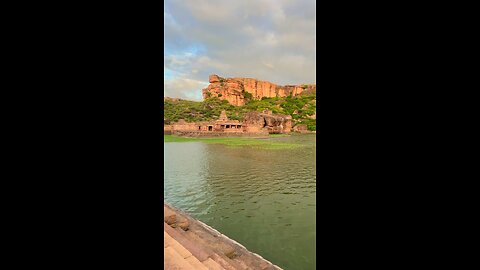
164,203,283,270
170,131,269,138
164,109,292,136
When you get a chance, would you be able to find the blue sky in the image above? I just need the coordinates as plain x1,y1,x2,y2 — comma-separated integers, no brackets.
164,0,316,101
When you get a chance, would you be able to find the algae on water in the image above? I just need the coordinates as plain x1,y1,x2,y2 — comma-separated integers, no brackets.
164,135,305,150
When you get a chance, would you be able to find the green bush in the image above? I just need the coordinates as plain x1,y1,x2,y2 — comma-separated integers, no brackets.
243,91,253,100
164,93,316,130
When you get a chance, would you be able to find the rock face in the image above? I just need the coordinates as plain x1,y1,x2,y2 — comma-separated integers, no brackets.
293,124,308,133
202,74,316,106
243,110,292,134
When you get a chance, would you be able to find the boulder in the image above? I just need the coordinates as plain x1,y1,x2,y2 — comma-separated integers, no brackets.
209,74,221,83
164,206,177,225
177,219,190,231
243,112,292,133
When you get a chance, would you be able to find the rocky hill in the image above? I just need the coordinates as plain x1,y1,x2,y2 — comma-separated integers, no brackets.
164,93,316,131
202,74,316,106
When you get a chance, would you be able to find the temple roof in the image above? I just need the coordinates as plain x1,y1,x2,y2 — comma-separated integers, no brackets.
218,110,229,121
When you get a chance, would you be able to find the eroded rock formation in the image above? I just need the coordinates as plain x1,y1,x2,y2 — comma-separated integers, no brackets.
293,124,308,133
243,110,292,134
202,74,316,106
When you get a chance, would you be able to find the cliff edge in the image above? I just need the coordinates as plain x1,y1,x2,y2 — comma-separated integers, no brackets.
202,74,316,106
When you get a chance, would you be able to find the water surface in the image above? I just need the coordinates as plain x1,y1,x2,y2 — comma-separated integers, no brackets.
164,134,316,270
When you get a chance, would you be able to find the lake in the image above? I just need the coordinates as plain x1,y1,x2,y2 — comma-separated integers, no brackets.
164,134,316,270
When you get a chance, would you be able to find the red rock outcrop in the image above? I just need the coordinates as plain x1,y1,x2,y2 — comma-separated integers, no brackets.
293,124,308,133
243,110,292,134
202,75,316,106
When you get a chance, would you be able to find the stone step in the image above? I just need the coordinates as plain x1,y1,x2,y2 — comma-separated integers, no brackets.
234,255,271,270
232,256,277,270
232,258,250,270
177,225,245,269
202,258,225,270
165,228,211,269
210,253,244,270
186,256,210,270
184,230,236,259
258,260,276,270
164,246,192,270
164,231,169,248
164,222,213,262
164,231,192,259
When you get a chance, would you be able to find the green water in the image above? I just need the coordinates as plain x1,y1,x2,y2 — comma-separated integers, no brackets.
164,134,316,270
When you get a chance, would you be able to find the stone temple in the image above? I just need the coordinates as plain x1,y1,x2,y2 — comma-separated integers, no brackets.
164,110,292,137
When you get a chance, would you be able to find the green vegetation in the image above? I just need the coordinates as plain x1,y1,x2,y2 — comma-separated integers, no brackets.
164,93,316,130
164,135,304,150
243,91,253,100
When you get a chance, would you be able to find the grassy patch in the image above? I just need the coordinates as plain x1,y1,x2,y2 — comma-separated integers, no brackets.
164,135,303,150
164,135,198,142
268,134,289,137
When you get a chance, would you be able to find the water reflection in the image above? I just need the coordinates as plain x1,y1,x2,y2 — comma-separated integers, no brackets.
164,142,210,213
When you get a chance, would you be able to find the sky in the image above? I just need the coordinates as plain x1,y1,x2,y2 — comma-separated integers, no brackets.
164,0,316,101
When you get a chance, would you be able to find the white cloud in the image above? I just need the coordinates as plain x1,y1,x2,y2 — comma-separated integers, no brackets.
164,77,209,101
164,0,316,99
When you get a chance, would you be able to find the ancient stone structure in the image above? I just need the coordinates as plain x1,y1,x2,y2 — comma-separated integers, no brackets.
165,110,292,136
164,203,283,270
202,74,316,106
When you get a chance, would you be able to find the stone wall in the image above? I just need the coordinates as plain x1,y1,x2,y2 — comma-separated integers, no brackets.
172,120,201,132
172,131,268,138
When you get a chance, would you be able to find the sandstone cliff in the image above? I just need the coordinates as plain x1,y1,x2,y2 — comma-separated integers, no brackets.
202,74,316,106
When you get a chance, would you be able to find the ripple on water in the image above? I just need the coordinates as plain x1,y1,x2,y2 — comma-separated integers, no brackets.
164,135,316,270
